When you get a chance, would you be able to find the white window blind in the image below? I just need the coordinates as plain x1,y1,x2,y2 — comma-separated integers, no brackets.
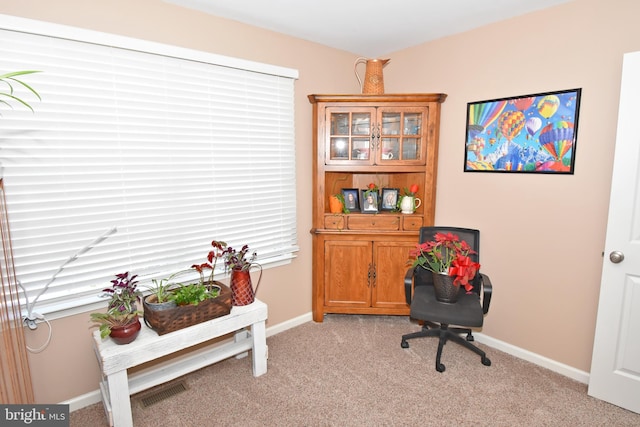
0,15,299,315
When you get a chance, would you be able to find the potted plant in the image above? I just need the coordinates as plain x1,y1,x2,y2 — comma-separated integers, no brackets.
329,175,349,214
143,240,233,335
399,183,421,214
144,277,175,305
0,70,41,112
215,241,262,306
168,239,230,304
142,274,182,314
329,192,346,214
145,239,227,307
407,232,480,303
170,282,220,306
90,272,143,344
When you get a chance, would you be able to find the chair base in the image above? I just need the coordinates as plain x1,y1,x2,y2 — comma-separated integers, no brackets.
401,323,491,372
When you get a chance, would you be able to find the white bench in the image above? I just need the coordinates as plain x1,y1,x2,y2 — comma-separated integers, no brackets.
93,299,268,427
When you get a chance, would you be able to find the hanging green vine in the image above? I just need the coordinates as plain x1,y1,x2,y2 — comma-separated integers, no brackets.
0,70,41,113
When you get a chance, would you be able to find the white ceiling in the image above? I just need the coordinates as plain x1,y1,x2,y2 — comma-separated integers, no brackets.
165,0,574,57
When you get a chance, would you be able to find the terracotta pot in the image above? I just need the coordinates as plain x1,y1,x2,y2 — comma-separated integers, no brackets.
230,266,262,306
109,315,142,345
329,195,344,213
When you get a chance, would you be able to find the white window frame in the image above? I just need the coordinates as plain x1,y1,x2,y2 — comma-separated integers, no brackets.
0,14,299,320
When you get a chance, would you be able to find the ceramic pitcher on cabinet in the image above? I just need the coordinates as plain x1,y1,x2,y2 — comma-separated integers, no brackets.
400,196,421,214
354,57,390,94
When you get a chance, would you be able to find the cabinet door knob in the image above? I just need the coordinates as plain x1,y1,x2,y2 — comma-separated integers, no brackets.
372,263,376,287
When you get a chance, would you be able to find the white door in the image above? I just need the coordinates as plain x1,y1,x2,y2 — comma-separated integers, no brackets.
588,51,640,414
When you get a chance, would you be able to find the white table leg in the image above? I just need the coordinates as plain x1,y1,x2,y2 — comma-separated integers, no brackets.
106,370,133,427
234,329,249,359
251,319,267,377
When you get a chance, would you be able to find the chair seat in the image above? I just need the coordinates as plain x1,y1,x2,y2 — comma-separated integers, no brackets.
410,284,484,328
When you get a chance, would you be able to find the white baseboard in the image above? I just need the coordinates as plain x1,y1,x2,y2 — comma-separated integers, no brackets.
473,332,590,384
63,312,588,411
265,312,312,337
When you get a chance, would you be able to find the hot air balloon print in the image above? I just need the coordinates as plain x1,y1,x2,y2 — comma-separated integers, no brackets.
525,117,542,139
465,89,581,173
537,95,560,119
512,96,535,111
538,121,574,161
496,110,525,142
467,100,507,139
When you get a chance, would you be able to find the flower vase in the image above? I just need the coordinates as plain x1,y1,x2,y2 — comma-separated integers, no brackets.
432,272,460,303
109,315,142,345
329,195,343,213
400,196,421,214
230,265,262,306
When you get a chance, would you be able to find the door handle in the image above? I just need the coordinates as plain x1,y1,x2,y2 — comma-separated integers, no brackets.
371,263,376,287
609,251,624,263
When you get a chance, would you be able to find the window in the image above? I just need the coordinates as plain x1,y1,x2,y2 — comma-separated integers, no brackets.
0,15,299,316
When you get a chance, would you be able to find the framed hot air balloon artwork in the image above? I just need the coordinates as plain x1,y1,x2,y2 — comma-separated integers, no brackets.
464,88,582,174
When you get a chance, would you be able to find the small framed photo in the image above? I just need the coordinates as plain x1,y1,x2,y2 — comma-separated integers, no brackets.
380,188,399,211
360,190,379,213
341,188,359,212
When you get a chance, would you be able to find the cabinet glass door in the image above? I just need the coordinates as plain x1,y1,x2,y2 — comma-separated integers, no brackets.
378,109,426,164
327,109,373,163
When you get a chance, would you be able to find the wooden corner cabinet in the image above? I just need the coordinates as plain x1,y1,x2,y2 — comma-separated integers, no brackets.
308,93,447,322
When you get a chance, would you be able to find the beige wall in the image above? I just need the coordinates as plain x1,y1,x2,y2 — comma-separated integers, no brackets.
1,0,638,404
388,0,640,372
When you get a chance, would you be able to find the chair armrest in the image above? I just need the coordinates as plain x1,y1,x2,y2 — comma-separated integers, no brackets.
479,273,492,314
404,268,414,305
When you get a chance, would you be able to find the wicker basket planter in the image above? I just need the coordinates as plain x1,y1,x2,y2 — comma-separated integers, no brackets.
143,281,232,335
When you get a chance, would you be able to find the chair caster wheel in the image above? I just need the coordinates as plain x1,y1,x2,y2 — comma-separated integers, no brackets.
401,340,409,348
482,357,491,366
436,363,446,372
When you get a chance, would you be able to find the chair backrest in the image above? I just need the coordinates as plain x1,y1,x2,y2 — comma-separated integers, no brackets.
416,226,481,295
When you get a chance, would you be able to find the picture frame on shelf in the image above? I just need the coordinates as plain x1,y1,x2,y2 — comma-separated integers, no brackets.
360,189,379,214
465,88,581,174
341,188,359,212
380,188,399,211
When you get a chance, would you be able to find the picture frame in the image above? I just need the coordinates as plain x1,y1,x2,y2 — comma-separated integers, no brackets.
360,189,379,213
465,88,582,174
341,188,359,212
380,188,399,211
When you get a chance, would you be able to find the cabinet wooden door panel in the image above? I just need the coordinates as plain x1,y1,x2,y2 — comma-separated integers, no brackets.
372,242,414,309
324,240,372,307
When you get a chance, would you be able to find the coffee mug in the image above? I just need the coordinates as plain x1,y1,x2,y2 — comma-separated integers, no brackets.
382,152,394,160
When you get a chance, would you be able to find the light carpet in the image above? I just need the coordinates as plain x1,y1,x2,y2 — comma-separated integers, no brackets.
70,314,640,426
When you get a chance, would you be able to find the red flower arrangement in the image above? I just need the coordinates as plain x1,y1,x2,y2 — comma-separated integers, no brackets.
404,183,419,197
408,232,480,292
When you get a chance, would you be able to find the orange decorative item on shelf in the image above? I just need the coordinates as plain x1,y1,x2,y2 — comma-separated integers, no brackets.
329,195,344,213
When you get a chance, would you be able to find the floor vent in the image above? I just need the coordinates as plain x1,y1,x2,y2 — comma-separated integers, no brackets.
138,381,189,408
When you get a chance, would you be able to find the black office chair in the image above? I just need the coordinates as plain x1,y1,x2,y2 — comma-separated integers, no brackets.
401,226,493,372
